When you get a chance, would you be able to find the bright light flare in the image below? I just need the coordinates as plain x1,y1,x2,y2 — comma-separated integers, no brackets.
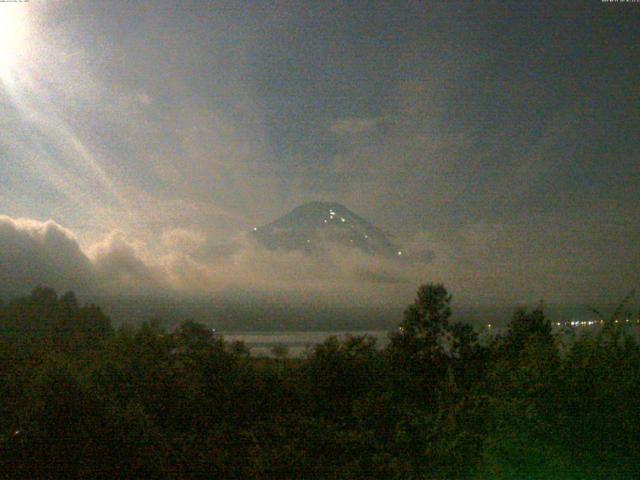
0,3,30,79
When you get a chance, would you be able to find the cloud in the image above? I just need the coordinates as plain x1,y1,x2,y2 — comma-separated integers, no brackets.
355,267,406,285
0,215,94,298
161,228,207,253
2,212,637,311
89,231,165,295
0,214,424,306
136,92,153,105
329,117,384,135
0,216,164,299
155,233,422,306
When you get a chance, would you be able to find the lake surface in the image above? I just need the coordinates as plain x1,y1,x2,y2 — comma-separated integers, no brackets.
219,330,392,357
219,322,640,357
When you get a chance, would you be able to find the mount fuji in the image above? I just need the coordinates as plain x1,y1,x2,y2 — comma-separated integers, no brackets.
250,201,403,258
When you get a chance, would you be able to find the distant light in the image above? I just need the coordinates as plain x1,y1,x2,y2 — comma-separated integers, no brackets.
307,239,311,243
364,234,368,239
253,227,257,231
340,217,346,222
323,219,327,223
397,251,402,256
487,323,492,328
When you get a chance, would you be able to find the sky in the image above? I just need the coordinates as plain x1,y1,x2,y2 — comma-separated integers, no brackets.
0,1,638,310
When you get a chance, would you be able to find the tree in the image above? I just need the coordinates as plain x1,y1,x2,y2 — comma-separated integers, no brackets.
387,284,454,406
400,283,452,338
0,287,112,348
304,335,381,419
271,344,289,360
505,306,552,356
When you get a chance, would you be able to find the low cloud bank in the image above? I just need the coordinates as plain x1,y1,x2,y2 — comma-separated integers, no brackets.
0,215,430,307
2,214,635,311
0,215,94,298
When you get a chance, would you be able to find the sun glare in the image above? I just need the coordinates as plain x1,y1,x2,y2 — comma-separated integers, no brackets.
0,4,30,79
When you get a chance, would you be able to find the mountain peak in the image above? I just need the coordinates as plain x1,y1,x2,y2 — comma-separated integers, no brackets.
251,202,401,257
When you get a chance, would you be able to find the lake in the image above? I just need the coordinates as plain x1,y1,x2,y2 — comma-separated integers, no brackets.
218,330,392,357
219,321,640,357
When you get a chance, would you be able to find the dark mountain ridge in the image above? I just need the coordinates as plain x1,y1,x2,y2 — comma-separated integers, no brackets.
251,201,403,257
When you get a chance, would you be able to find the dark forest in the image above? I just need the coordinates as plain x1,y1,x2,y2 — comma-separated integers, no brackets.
1,284,639,479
